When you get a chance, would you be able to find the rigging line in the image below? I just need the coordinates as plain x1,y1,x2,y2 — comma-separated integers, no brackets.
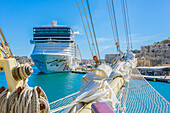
124,0,133,49
76,0,94,57
86,0,101,61
111,0,120,47
81,0,97,56
0,28,13,57
77,45,84,65
121,0,129,50
106,0,116,43
121,0,130,50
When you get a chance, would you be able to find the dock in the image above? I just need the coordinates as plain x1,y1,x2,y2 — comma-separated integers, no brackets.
143,75,170,83
72,67,170,83
72,70,87,74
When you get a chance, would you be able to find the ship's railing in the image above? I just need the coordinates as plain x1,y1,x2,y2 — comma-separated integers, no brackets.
30,40,74,44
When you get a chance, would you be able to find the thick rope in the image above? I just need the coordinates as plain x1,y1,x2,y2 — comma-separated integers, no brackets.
0,86,50,113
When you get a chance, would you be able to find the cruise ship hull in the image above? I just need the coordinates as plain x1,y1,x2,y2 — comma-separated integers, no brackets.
31,54,72,73
30,21,80,73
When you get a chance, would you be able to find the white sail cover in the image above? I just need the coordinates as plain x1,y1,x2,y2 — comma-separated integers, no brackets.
62,51,137,113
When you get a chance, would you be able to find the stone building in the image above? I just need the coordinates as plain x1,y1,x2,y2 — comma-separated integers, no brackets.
105,54,118,64
104,39,170,66
137,58,150,67
140,42,170,66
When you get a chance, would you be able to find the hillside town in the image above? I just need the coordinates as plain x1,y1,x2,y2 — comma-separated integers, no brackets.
105,38,170,67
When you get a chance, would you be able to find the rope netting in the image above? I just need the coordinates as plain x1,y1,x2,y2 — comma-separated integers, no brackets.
49,92,79,113
116,68,170,113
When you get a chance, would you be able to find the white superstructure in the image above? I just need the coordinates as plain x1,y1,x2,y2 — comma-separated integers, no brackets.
30,21,79,73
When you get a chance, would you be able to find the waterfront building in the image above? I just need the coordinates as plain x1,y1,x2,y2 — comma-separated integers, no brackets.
140,39,170,66
105,54,118,64
137,58,151,67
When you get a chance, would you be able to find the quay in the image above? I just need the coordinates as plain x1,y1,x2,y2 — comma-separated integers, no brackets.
72,70,87,74
72,66,93,74
143,75,170,83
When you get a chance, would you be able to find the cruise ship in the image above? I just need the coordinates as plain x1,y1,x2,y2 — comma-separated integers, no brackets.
30,21,80,73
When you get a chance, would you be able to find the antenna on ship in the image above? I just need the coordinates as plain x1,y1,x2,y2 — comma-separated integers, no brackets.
52,20,57,26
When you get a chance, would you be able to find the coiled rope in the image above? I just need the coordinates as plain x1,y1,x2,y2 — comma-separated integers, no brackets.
0,86,50,113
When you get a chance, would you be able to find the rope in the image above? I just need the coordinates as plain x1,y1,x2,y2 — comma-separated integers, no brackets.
77,45,84,65
130,78,165,113
81,0,97,56
124,0,133,49
122,79,130,111
111,0,120,46
106,0,120,52
50,102,78,112
49,91,79,105
0,28,13,58
47,52,170,113
121,0,130,50
135,68,170,105
106,0,116,43
86,0,101,61
126,81,153,113
76,0,94,57
0,86,50,113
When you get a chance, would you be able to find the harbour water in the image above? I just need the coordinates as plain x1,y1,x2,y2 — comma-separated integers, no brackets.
0,66,169,103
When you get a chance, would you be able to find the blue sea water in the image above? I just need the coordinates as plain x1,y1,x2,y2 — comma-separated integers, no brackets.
0,66,169,103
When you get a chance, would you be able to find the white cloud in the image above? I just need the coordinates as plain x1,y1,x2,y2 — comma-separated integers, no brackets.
120,33,167,44
100,45,112,51
130,33,138,37
97,37,112,42
74,31,80,35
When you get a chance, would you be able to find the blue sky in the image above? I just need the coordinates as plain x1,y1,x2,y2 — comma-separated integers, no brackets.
0,0,170,59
